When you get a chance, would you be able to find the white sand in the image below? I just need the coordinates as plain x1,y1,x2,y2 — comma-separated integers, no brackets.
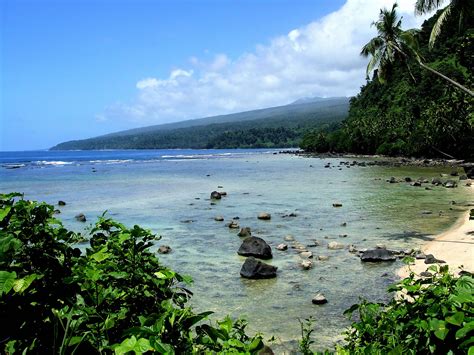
398,209,474,278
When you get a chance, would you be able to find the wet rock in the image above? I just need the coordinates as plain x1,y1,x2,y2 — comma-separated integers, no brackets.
341,222,347,227
388,177,398,183
54,209,61,214
240,257,277,279
75,213,86,222
181,219,195,223
424,254,446,264
411,181,422,187
404,177,412,182
348,245,358,253
284,235,295,242
415,253,426,259
237,227,252,237
158,245,172,254
431,177,443,186
210,191,222,200
276,243,288,251
58,200,66,206
283,212,298,218
332,203,343,207
376,244,386,249
421,210,433,215
227,221,240,229
219,191,227,196
312,293,328,305
318,255,329,261
444,180,457,188
301,260,313,270
214,216,224,222
339,234,348,238
360,249,396,262
257,212,271,220
328,242,344,250
237,236,272,259
300,251,313,259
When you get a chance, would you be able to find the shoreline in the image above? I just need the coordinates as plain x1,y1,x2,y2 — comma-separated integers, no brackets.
398,209,474,278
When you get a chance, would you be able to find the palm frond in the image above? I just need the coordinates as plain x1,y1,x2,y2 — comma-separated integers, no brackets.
429,4,452,48
415,0,446,15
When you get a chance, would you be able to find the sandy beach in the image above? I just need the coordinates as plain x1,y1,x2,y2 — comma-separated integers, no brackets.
398,208,474,278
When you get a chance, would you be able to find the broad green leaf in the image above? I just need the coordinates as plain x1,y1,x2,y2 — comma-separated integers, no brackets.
445,312,464,326
13,274,39,293
430,319,449,340
0,270,17,295
0,206,11,222
91,248,110,262
456,322,474,339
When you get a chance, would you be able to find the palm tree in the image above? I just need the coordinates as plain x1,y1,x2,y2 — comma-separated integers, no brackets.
361,3,473,96
415,0,473,48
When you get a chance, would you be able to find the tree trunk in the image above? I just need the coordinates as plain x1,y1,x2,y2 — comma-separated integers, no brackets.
418,61,474,96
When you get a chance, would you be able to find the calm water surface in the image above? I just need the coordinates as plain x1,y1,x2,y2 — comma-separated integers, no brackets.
1,149,472,350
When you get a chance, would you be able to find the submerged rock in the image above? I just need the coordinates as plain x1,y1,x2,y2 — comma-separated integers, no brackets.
328,241,344,250
240,257,277,279
237,236,272,259
158,245,172,254
332,203,343,207
360,249,396,262
214,216,224,222
237,227,252,237
58,200,66,206
75,213,86,222
284,235,295,241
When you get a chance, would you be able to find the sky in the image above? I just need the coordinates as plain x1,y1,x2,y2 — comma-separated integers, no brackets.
1,0,431,151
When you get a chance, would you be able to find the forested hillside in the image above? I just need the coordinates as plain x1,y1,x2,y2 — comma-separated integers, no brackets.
301,9,473,160
52,98,348,150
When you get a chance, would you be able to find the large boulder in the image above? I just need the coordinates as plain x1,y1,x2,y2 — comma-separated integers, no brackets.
238,236,272,259
360,249,396,262
240,257,277,279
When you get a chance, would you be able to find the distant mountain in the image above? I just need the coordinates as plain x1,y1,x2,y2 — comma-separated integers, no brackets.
290,96,347,105
51,97,349,150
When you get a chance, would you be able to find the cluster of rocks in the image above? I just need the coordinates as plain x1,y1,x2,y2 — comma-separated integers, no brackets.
386,175,465,188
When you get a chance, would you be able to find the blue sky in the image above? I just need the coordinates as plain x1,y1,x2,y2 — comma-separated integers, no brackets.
1,0,427,151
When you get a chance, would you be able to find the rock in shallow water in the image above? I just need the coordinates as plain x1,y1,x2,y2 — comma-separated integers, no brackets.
237,227,252,237
158,245,172,254
328,242,344,250
276,243,288,251
75,213,86,222
360,249,396,262
237,236,272,259
210,191,222,200
257,212,271,220
240,257,277,279
312,293,328,304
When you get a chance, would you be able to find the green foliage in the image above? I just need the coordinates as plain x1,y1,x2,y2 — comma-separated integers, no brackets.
300,8,473,159
298,317,315,355
341,266,474,354
0,194,265,354
51,99,349,150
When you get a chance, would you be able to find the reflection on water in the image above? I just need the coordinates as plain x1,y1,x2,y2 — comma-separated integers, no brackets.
0,151,472,350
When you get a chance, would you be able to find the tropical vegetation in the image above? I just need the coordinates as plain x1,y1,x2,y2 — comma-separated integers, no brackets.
0,193,266,354
301,3,473,160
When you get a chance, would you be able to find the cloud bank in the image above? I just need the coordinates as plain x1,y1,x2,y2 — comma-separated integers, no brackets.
100,0,429,125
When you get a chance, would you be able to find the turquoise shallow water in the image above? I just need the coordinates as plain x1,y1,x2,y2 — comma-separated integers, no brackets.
1,149,472,350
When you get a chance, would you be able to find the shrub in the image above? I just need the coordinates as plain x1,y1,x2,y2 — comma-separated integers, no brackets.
0,193,265,354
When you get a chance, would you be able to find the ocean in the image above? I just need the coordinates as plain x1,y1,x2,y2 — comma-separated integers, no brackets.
0,149,470,350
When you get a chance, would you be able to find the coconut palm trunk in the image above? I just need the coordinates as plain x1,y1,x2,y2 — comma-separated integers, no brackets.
417,61,474,96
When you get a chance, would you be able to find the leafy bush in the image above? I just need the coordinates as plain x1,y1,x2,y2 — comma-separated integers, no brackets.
0,193,265,354
341,265,474,354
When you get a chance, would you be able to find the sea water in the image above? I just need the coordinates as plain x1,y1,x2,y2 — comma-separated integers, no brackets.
0,149,471,350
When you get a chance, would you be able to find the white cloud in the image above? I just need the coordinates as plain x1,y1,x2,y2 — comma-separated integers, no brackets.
100,0,431,124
